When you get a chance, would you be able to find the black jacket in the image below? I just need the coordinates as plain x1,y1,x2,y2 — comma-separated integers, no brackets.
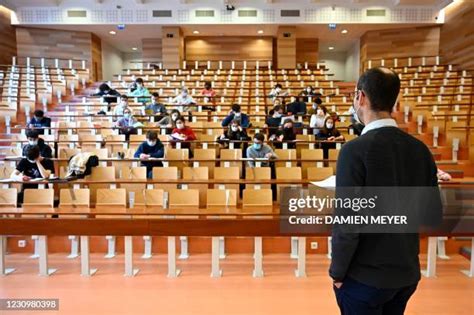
329,126,442,288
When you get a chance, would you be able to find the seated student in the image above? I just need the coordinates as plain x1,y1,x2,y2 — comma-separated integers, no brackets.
221,104,250,129
23,129,53,159
347,105,365,136
94,82,117,96
28,110,51,134
134,131,165,178
11,145,55,192
218,120,249,149
286,96,307,116
307,97,323,116
115,108,138,140
157,109,181,129
169,117,197,150
317,116,344,142
200,81,217,98
264,105,284,137
128,78,151,103
144,92,166,116
172,87,196,112
246,133,278,168
309,105,329,134
112,95,131,118
271,120,296,149
299,86,319,102
268,83,288,100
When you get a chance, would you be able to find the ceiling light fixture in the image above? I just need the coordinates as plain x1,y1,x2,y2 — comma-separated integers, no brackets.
341,29,348,34
328,46,335,50
109,31,116,35
132,47,138,51
257,30,264,34
193,30,200,34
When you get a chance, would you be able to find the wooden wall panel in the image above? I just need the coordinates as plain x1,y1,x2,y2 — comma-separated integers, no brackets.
440,1,474,70
91,33,102,81
162,26,183,69
0,6,16,66
142,38,162,62
185,37,273,61
296,38,318,65
16,27,93,62
277,26,296,69
360,26,440,67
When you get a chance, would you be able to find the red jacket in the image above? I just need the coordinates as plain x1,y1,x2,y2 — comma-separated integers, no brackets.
171,126,197,141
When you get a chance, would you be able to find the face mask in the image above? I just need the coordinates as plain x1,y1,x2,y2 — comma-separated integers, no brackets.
352,104,363,125
317,109,324,116
124,113,131,118
234,112,241,117
306,88,311,93
176,123,184,129
274,113,282,118
147,140,156,146
231,126,238,132
312,104,318,109
28,140,38,146
253,143,262,150
182,92,188,97
275,88,281,93
326,123,334,129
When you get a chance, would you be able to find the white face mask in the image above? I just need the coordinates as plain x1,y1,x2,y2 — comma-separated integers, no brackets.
182,92,188,97
306,88,311,92
231,126,238,132
147,140,156,146
326,123,334,129
234,112,241,117
28,140,38,146
176,123,184,129
275,88,281,93
274,113,282,118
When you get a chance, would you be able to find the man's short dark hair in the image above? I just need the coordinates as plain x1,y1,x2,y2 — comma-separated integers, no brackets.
25,145,40,161
26,129,40,139
357,67,400,113
275,84,282,89
34,110,44,117
254,133,265,142
231,104,241,113
315,97,322,105
273,105,282,113
121,94,128,100
135,78,144,84
152,92,159,97
146,131,158,141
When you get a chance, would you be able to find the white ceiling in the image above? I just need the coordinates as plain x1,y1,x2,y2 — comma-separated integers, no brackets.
3,0,451,8
28,23,431,53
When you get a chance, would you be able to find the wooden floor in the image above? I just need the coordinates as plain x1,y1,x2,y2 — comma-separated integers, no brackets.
0,253,473,315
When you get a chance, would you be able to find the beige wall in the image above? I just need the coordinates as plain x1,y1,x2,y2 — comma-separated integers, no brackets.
440,1,474,70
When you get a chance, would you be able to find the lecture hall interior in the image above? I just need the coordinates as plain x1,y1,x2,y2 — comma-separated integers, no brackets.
0,0,473,314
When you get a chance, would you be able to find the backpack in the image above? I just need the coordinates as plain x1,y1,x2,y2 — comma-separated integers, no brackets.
66,153,99,179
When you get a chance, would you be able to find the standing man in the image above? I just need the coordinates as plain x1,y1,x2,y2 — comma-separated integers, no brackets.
330,68,442,314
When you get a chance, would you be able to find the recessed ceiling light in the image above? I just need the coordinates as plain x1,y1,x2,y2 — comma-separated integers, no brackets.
109,31,116,35
328,46,335,50
341,29,348,34
193,30,199,34
132,47,138,51
257,30,264,34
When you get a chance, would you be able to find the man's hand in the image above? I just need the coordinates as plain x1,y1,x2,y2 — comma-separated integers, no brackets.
265,153,273,158
333,282,343,289
140,154,150,160
328,136,336,141
22,175,31,181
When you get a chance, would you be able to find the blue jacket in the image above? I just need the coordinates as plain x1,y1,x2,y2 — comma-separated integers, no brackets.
222,113,250,128
134,140,165,159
